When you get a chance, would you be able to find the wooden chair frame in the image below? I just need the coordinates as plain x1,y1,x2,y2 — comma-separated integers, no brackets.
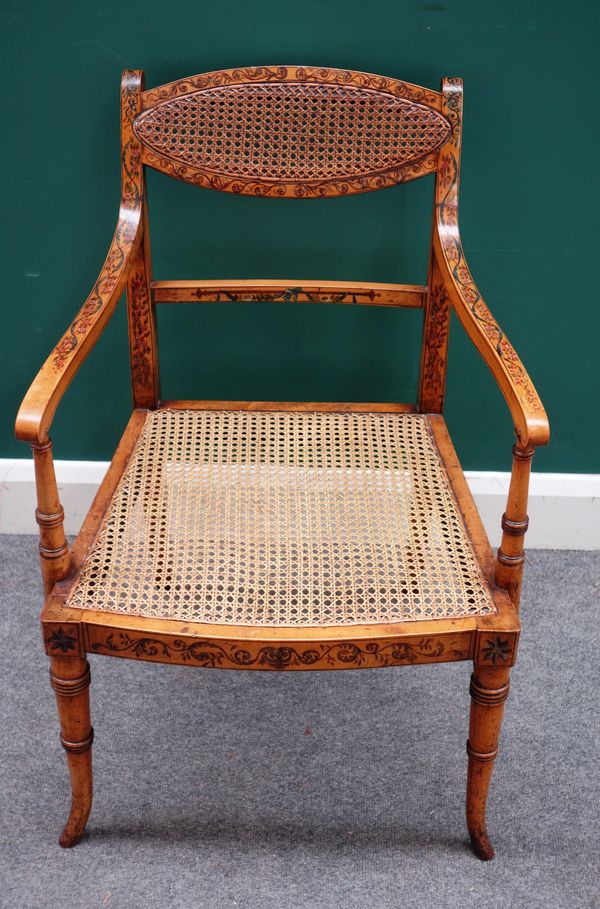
16,67,549,859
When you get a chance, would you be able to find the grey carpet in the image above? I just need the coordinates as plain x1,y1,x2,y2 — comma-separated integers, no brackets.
0,535,598,909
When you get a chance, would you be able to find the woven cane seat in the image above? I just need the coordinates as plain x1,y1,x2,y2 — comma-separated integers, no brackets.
66,410,495,626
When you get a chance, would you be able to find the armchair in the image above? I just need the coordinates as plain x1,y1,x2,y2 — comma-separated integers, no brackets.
16,67,548,859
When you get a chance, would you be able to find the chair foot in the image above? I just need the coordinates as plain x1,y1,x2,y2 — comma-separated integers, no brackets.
49,657,94,848
469,828,494,861
59,828,86,849
57,742,93,848
466,667,510,861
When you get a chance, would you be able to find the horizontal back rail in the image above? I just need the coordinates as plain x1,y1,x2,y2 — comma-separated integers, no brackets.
151,280,426,307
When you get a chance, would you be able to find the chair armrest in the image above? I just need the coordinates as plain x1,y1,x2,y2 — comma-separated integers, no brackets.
15,209,142,444
433,223,549,448
433,221,549,448
431,78,549,450
15,69,145,446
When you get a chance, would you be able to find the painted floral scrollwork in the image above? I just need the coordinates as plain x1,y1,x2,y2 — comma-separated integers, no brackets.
141,152,442,199
50,71,143,372
421,281,451,404
142,65,443,108
128,268,154,390
90,632,459,670
193,286,377,305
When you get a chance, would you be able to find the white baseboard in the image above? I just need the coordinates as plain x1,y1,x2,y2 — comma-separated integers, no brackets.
1,459,598,549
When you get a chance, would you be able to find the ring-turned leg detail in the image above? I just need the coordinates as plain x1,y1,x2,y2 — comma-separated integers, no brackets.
466,666,510,861
49,656,93,848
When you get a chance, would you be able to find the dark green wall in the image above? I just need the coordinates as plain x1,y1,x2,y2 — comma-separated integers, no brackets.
2,0,598,471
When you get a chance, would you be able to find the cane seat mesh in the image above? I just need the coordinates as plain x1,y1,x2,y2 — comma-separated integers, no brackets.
66,410,495,626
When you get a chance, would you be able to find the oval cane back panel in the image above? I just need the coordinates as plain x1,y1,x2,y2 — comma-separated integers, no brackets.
135,66,451,197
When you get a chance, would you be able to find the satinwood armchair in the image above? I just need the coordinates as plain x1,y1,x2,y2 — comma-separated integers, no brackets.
16,66,549,859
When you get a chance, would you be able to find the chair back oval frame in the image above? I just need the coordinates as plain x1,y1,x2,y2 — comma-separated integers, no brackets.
134,65,451,197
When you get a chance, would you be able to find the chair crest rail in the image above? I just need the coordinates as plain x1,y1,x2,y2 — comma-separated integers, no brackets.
134,65,451,197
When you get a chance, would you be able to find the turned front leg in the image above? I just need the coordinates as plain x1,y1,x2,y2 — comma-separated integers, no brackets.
466,665,510,860
49,656,93,847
